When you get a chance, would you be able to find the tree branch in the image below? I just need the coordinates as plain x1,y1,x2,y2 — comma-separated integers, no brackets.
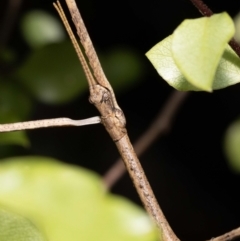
207,227,240,241
189,0,240,58
189,0,213,16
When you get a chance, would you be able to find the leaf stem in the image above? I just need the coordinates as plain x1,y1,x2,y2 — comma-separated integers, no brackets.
207,227,240,241
189,0,213,16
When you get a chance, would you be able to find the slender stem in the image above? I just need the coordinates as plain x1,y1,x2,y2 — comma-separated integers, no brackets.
189,0,240,58
229,39,240,58
189,0,213,16
207,227,240,241
0,116,101,132
103,91,189,189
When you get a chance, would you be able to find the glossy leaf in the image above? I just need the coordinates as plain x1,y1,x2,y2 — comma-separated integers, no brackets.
0,157,158,241
146,35,199,91
17,42,88,104
0,208,46,241
224,119,240,173
171,12,235,91
146,35,240,91
21,10,65,49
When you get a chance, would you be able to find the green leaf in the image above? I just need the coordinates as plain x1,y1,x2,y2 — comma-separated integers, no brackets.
213,46,240,89
0,81,31,147
146,35,199,91
0,157,158,241
172,12,235,91
101,47,144,92
17,42,88,104
146,35,240,91
0,49,16,64
21,10,65,49
0,82,32,122
0,132,29,147
224,119,240,173
0,208,46,241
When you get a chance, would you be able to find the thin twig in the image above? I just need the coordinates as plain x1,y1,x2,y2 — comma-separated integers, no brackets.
189,0,240,58
0,0,22,49
229,39,240,58
207,227,240,241
0,116,101,132
103,91,189,189
189,0,213,16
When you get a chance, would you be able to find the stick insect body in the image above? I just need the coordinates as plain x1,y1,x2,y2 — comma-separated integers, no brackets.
53,1,126,142
53,1,179,240
0,1,180,240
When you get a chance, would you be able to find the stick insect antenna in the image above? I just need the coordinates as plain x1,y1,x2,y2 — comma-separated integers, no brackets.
53,1,96,87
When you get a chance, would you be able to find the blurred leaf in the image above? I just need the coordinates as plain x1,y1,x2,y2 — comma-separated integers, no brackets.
17,42,88,104
0,81,32,122
0,49,16,64
0,132,29,147
0,208,46,241
0,81,31,147
146,35,240,91
224,119,240,173
21,10,65,49
234,11,240,43
101,47,144,92
0,157,158,241
0,146,18,160
106,195,160,239
171,12,235,91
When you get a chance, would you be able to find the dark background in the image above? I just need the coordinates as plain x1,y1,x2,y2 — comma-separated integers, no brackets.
1,0,240,240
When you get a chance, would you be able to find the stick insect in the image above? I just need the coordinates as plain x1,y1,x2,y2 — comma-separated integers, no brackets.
0,1,179,240
53,1,179,241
